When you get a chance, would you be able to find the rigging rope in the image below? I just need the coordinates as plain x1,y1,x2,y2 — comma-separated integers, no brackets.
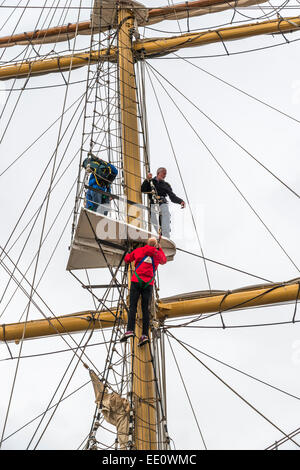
166,333,300,402
28,319,96,449
167,330,300,448
147,62,300,201
145,64,212,291
172,53,300,127
147,62,300,273
176,246,273,283
166,333,207,449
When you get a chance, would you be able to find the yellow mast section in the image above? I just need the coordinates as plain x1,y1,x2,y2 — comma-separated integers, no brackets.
117,7,156,450
1,281,300,342
0,16,300,80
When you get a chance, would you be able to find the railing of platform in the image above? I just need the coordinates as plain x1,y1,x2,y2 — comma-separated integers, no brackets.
81,183,157,235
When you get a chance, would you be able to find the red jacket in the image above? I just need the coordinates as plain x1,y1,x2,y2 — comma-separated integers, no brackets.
124,245,167,285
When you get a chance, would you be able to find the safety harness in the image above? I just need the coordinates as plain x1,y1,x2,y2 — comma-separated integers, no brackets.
134,256,155,289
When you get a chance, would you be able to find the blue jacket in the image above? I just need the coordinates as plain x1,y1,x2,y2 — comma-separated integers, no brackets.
88,173,111,193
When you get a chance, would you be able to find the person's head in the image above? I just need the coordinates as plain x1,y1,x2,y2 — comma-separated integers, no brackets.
156,167,167,181
147,237,158,247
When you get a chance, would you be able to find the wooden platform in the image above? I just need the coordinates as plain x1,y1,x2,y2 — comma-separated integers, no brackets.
66,208,176,270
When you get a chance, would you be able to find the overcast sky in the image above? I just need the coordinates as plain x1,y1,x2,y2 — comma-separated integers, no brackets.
0,0,300,450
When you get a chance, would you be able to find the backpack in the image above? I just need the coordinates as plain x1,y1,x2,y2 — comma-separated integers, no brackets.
83,156,118,185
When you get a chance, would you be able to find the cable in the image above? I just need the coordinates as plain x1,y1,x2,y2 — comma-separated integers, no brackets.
170,52,300,127
166,333,207,449
146,62,300,273
176,246,273,283
167,334,300,403
145,63,212,291
167,330,300,448
28,320,96,449
266,425,300,449
147,62,300,201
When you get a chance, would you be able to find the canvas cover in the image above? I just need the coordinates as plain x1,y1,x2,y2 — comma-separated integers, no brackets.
89,369,130,450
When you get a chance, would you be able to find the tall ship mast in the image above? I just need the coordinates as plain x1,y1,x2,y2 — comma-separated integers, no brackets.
0,0,300,450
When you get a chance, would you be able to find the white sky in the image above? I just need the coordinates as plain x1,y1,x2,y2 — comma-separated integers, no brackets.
0,0,300,450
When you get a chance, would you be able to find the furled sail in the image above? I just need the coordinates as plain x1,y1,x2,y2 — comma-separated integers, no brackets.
143,0,269,25
0,0,268,48
89,369,130,450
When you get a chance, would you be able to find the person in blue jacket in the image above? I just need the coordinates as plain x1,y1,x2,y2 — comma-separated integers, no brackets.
83,155,118,215
86,172,111,214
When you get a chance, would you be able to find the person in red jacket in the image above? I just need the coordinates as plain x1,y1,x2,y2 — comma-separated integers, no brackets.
120,237,167,347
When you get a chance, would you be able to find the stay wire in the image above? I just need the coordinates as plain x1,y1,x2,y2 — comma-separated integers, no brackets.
0,69,103,266
0,0,86,447
166,333,207,449
145,63,212,291
266,425,300,450
74,5,111,226
0,80,95,271
166,333,300,403
146,62,300,273
0,338,114,363
171,52,300,127
144,0,290,35
147,333,172,448
32,321,96,449
0,0,72,145
97,265,129,399
0,83,93,309
176,246,273,283
0,218,111,374
1,376,98,445
147,62,300,201
84,211,130,316
0,177,76,321
167,330,300,448
27,318,95,449
0,80,94,179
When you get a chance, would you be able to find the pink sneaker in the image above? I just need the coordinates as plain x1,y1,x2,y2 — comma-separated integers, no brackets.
120,331,134,342
138,335,149,347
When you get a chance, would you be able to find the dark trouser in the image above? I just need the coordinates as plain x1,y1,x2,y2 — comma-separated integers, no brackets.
127,282,153,336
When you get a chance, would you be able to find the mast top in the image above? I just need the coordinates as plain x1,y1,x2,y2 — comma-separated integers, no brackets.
91,0,148,30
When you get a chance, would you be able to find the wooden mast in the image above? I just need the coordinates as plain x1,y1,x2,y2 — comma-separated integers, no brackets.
117,5,157,450
1,0,300,451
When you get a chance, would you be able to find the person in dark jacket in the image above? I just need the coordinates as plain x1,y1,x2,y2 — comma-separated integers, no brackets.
141,167,185,239
120,238,167,347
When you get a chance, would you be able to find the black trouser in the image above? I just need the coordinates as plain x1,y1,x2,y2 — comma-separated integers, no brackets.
127,281,153,336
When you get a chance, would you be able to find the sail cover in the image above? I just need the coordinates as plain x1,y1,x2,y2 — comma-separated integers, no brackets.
91,0,148,30
0,0,268,48
89,369,130,450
